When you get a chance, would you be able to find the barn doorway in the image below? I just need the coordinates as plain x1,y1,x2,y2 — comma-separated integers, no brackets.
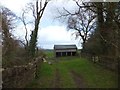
56,52,61,57
72,52,76,56
67,52,71,56
62,52,66,56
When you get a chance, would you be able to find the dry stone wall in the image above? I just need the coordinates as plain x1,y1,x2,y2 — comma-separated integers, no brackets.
2,57,42,88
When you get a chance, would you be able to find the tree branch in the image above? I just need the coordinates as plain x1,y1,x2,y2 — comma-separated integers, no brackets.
99,33,118,49
19,11,29,47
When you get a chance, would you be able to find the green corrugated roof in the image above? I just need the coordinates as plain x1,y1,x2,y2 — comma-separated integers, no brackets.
54,45,77,50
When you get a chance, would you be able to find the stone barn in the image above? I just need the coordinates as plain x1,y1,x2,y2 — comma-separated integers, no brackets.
54,45,77,57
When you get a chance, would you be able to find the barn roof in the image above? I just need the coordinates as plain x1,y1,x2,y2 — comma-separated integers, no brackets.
54,45,77,50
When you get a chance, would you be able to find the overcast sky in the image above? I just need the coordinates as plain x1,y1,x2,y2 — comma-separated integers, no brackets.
0,0,82,49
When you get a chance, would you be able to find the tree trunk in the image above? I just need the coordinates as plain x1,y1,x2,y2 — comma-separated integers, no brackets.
28,0,48,58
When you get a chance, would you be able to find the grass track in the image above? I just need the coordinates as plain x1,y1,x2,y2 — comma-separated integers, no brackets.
26,56,118,88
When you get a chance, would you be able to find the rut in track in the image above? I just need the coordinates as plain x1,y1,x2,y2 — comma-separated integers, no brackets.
71,70,87,88
53,68,61,88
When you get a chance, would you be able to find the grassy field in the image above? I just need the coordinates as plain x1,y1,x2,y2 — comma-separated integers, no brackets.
26,50,118,88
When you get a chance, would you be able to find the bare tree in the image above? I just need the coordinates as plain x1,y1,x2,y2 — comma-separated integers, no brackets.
19,0,49,58
18,9,32,49
56,1,96,49
68,9,96,47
